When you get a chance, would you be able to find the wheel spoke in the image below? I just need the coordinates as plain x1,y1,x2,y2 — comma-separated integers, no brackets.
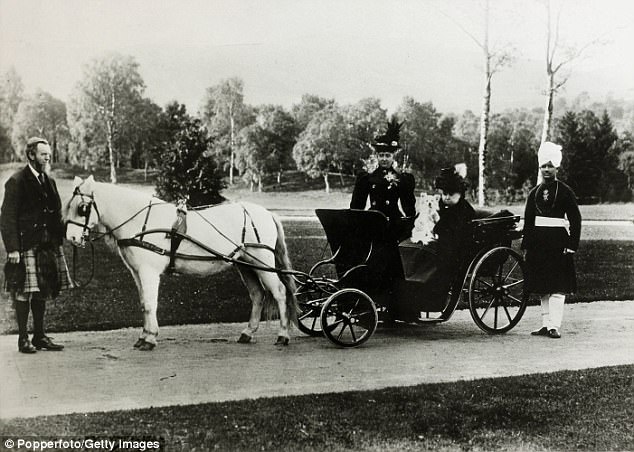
502,303,513,322
347,324,358,342
474,277,494,289
503,279,524,290
506,294,523,304
479,296,495,320
503,260,519,282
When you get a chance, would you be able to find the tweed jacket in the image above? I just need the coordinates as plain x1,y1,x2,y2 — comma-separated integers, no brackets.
0,166,64,253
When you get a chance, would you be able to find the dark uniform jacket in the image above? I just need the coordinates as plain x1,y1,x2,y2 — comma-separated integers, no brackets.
0,166,64,253
522,179,581,294
350,167,416,220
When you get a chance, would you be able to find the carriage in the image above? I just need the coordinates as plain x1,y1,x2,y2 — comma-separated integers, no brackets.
293,208,527,347
65,176,527,350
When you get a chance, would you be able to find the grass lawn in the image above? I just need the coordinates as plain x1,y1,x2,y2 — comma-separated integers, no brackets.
1,365,632,451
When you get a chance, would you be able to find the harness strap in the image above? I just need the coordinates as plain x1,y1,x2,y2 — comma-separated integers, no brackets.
117,238,222,261
241,205,262,244
139,199,154,239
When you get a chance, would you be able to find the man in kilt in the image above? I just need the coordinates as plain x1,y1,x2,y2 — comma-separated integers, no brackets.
1,137,73,353
522,141,582,339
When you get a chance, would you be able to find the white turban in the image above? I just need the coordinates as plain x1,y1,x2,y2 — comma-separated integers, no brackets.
538,141,563,168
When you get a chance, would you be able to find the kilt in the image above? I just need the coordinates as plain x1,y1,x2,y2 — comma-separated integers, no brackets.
6,246,74,298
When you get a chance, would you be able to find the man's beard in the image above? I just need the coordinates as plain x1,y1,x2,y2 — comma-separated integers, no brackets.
31,160,51,175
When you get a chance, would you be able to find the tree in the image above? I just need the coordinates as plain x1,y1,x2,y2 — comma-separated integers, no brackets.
201,77,252,185
342,98,387,175
539,0,601,144
11,89,69,163
235,104,298,191
0,67,25,161
125,98,163,177
292,106,347,193
436,0,514,205
153,102,225,206
555,110,626,202
291,94,336,133
71,53,146,183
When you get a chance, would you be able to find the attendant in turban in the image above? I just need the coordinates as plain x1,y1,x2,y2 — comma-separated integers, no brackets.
522,141,582,339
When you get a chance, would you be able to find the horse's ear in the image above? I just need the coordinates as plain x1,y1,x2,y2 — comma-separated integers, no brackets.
73,176,83,188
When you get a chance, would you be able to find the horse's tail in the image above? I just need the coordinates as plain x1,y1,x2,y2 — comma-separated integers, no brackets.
272,213,298,327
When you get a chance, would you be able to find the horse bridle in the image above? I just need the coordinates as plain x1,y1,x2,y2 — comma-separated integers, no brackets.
66,186,100,246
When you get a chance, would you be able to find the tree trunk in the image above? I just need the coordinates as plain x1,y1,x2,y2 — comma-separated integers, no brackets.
477,0,491,208
323,173,330,193
258,175,263,192
229,108,235,185
144,158,149,181
107,121,117,184
277,170,282,185
478,73,491,207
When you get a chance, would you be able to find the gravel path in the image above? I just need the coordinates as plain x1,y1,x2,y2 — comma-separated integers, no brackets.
1,300,633,419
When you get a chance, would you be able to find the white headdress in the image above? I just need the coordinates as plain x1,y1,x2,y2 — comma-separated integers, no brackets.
538,142,563,168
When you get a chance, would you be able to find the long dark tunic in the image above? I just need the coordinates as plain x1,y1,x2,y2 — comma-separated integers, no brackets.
522,179,582,294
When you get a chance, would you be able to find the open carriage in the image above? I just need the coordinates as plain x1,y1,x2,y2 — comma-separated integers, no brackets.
295,208,527,347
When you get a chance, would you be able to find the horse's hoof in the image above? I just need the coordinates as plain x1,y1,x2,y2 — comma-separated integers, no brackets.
133,338,145,348
137,340,156,351
275,336,290,346
237,333,252,344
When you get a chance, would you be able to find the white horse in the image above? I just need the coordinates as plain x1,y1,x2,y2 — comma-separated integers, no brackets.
64,176,298,350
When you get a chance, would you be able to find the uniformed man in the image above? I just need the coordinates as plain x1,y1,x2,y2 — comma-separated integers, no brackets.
350,117,416,241
522,141,582,339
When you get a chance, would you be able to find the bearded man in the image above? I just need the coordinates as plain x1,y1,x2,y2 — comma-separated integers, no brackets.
1,137,73,353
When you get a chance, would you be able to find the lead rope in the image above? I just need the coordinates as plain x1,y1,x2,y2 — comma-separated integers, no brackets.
71,241,95,288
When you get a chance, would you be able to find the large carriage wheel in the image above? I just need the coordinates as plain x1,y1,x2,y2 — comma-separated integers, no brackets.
295,283,332,337
320,289,377,347
468,247,527,334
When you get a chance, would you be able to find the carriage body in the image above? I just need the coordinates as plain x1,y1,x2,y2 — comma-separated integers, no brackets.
296,208,527,347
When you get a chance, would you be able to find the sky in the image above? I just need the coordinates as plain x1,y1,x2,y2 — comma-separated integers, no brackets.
1,0,634,115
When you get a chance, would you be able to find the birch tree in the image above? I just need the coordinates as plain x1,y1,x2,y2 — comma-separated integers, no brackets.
71,53,145,183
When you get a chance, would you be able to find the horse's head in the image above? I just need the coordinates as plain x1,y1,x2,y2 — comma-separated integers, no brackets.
65,175,99,247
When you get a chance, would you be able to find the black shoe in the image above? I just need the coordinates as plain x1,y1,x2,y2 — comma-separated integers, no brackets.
32,336,64,351
548,329,561,339
531,327,549,336
18,337,37,354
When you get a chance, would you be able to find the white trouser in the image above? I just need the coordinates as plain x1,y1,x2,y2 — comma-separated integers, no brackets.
540,293,566,330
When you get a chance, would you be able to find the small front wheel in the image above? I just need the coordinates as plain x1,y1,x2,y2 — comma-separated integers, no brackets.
320,289,377,347
295,284,331,337
468,247,527,334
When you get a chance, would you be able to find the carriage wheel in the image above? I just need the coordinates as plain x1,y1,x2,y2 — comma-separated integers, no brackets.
468,247,527,334
295,284,331,337
320,289,377,347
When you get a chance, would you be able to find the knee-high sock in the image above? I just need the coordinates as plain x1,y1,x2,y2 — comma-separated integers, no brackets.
549,293,565,329
540,294,550,328
14,298,30,339
31,297,46,339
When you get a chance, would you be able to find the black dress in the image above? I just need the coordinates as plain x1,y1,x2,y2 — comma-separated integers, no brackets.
350,167,416,241
522,180,581,294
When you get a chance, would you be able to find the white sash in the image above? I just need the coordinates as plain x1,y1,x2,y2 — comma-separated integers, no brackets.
535,216,569,228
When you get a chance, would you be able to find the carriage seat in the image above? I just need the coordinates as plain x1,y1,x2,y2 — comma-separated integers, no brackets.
470,209,521,245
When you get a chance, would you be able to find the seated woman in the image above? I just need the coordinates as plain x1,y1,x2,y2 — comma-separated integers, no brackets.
397,165,475,317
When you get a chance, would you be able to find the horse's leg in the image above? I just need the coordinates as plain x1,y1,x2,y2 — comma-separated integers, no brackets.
236,267,266,344
134,267,161,350
258,271,291,346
